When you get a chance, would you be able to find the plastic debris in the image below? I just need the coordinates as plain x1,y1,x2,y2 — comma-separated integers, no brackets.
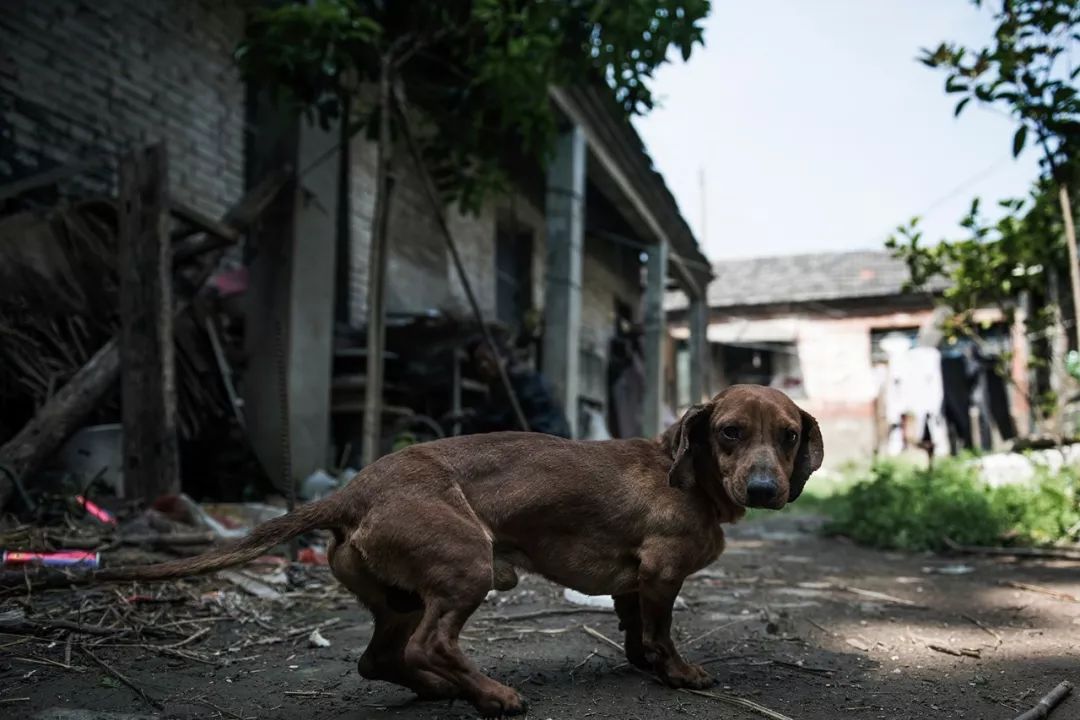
922,564,975,575
58,424,124,497
3,550,100,568
308,629,331,648
153,495,286,539
562,589,615,609
297,547,328,565
76,495,117,525
300,469,339,501
219,570,282,600
562,587,687,610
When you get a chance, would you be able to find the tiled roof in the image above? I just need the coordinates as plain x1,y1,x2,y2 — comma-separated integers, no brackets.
669,249,946,310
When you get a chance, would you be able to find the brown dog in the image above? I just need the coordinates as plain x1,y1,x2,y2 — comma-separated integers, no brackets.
84,384,823,717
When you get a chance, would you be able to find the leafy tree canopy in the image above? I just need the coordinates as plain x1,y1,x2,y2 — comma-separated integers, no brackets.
887,185,1065,338
920,0,1080,177
888,1,1080,420
235,0,710,211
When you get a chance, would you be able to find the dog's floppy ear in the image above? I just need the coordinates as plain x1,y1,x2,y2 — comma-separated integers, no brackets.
788,409,823,502
663,403,711,490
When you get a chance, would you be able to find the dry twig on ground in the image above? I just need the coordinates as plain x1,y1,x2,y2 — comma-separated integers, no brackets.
944,537,1080,561
581,624,797,720
962,613,1003,647
1013,680,1074,720
79,646,162,709
1002,581,1080,603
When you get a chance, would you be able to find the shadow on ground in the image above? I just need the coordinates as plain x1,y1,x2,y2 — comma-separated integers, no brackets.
3,512,1078,719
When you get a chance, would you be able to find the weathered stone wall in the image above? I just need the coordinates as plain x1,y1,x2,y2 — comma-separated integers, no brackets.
1,0,246,217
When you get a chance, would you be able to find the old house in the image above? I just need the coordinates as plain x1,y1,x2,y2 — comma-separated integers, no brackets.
666,250,1026,465
1,1,712,495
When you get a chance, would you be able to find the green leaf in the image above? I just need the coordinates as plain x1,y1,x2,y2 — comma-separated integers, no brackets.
954,97,971,116
945,77,969,93
1012,125,1028,157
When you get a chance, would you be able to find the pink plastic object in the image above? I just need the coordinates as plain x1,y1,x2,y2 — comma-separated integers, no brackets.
76,495,117,525
3,550,101,568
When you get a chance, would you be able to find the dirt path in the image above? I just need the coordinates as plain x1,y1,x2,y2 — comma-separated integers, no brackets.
3,512,1078,719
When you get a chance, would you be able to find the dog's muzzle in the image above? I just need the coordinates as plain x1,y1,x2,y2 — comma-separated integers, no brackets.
746,471,782,508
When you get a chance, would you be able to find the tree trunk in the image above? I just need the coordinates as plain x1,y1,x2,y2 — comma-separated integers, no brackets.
1057,183,1080,352
1046,267,1069,443
0,339,121,509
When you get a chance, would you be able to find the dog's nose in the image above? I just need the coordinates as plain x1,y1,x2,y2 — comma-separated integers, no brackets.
746,473,779,506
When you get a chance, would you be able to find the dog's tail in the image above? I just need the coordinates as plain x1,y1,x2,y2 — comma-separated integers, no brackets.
83,495,347,584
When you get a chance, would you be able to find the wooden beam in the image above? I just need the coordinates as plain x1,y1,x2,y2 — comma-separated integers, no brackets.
688,295,709,403
169,202,242,245
0,155,109,203
118,143,180,503
171,167,293,263
0,339,121,509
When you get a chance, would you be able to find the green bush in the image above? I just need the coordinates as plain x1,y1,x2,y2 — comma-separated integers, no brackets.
823,459,1080,551
991,465,1080,545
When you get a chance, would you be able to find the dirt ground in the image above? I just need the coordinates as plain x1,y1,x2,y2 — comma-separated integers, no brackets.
3,511,1078,720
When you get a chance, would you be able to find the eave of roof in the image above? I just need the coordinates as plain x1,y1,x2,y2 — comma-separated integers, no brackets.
549,84,713,295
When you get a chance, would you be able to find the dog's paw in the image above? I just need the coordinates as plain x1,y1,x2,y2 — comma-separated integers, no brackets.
412,677,462,701
661,662,715,690
473,686,528,718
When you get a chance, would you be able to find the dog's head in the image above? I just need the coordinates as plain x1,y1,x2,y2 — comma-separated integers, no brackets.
663,385,823,510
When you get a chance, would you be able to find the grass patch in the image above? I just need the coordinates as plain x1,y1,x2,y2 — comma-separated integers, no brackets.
821,459,1080,552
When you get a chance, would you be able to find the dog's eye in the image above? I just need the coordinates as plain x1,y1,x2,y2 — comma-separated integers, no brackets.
721,426,742,441
784,430,799,445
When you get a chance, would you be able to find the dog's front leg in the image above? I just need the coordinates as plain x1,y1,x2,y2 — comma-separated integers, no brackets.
612,593,651,670
637,573,714,689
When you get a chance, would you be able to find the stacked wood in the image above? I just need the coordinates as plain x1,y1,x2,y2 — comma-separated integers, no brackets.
0,162,292,510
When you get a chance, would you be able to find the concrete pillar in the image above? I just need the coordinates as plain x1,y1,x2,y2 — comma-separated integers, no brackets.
688,295,709,403
287,118,338,478
244,110,338,493
643,239,669,436
543,126,586,437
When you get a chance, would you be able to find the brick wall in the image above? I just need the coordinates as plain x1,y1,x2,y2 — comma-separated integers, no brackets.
0,0,245,218
347,137,498,324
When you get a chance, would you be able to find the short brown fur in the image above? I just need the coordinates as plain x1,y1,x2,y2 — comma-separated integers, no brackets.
78,385,824,717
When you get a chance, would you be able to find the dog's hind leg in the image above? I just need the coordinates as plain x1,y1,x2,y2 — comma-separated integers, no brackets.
404,574,525,717
328,532,459,700
358,498,527,718
358,607,461,700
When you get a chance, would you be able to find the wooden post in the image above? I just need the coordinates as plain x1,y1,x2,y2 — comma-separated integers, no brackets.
361,61,395,467
118,143,179,502
688,294,709,403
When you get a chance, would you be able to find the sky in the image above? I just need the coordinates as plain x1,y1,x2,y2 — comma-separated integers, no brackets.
632,0,1045,261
